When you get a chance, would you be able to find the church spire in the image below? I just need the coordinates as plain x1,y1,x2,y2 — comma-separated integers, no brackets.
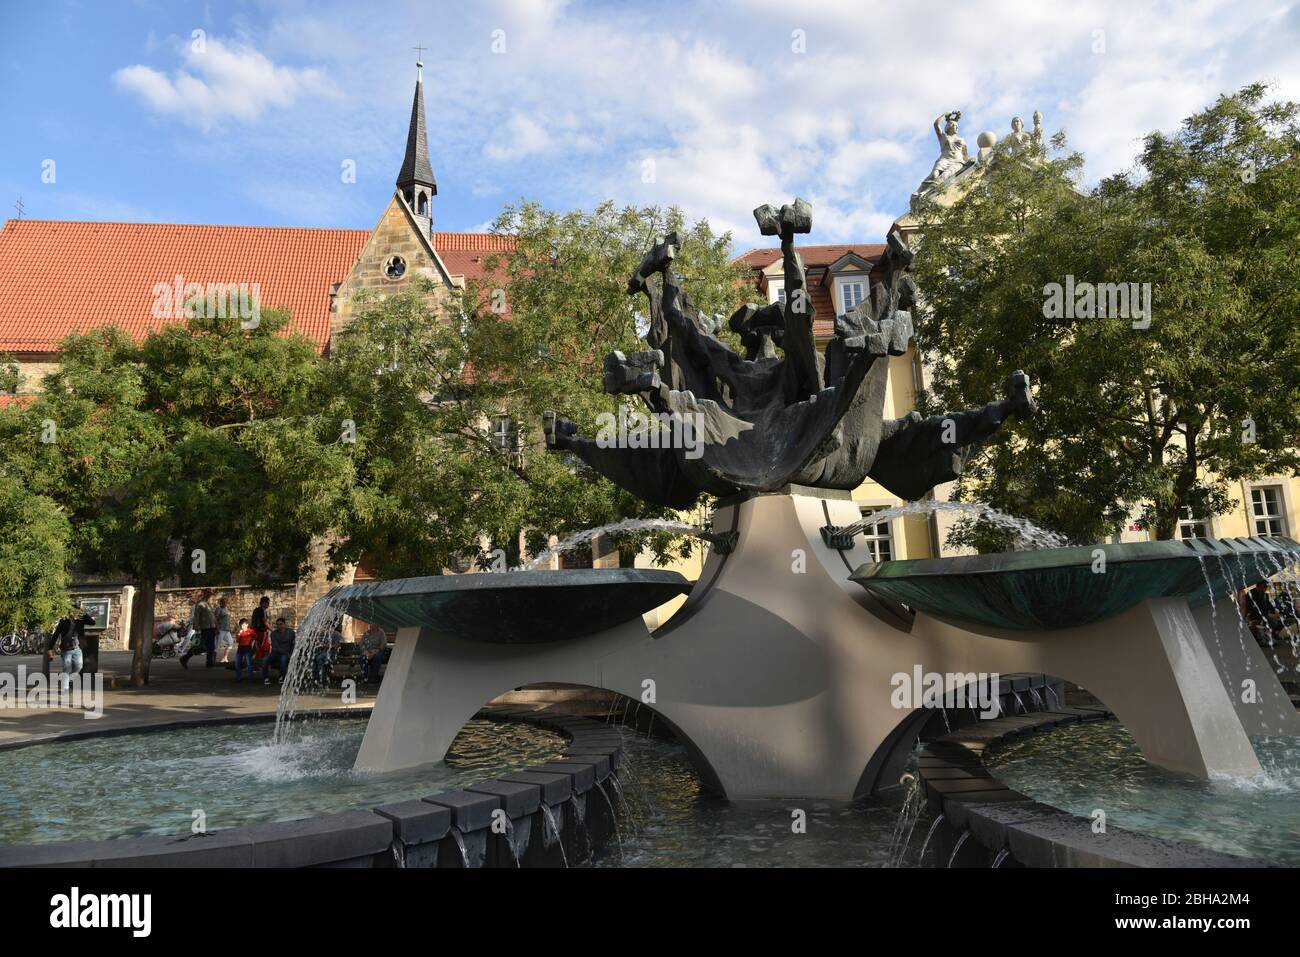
397,59,437,229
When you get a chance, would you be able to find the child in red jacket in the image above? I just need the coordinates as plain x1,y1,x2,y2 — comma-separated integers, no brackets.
234,619,258,682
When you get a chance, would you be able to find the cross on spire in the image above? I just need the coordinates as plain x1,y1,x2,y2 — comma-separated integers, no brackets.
412,44,426,62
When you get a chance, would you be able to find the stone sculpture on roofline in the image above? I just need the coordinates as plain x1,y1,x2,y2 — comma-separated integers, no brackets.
911,108,1048,208
543,199,1036,508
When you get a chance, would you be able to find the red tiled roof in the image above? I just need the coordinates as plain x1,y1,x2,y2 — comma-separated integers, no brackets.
735,242,886,271
433,232,515,253
0,220,517,355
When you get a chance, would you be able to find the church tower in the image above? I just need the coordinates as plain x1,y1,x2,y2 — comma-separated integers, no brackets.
397,61,437,237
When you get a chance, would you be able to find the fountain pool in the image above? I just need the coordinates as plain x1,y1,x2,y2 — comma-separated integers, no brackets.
591,729,910,867
0,718,563,846
989,721,1300,865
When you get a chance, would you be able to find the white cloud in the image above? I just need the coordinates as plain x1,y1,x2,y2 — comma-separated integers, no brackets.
108,0,1300,244
484,113,552,162
114,37,333,130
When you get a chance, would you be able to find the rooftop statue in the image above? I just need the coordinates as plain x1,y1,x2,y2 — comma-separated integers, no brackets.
910,110,972,207
543,199,1036,508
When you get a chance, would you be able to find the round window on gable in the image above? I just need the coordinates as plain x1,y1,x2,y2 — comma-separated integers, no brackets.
383,255,407,281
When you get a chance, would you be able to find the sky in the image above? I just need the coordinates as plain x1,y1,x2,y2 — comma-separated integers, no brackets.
2,0,1299,250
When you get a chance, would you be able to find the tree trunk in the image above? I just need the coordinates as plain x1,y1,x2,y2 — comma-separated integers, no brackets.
129,578,156,687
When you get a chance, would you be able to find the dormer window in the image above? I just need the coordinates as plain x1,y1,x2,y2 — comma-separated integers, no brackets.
768,280,786,304
839,279,866,314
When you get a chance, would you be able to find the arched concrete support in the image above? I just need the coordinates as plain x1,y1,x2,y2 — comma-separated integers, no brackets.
356,490,1285,798
907,600,1265,779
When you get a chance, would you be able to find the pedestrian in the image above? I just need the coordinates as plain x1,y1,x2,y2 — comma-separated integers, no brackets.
360,623,387,684
262,617,296,685
214,595,234,663
47,609,94,692
250,596,271,669
181,589,218,669
1243,582,1283,647
233,618,258,681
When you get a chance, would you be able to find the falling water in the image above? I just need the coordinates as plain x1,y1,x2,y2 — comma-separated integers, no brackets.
839,500,1068,551
595,780,624,860
273,587,350,745
991,848,1010,868
607,772,639,833
502,817,522,868
916,814,945,865
888,772,925,867
947,830,971,867
571,794,590,862
449,828,470,868
522,518,720,570
539,804,569,868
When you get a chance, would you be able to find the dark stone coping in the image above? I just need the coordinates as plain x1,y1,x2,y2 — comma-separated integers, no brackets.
0,704,625,868
916,707,1267,868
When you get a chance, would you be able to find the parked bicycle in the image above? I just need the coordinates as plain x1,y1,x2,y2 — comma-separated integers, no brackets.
0,627,48,656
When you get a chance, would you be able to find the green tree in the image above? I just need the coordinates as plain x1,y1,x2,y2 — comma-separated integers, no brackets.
912,84,1300,546
0,310,354,685
0,476,73,634
325,201,747,575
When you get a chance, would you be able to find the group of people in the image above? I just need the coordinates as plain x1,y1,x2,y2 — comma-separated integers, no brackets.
1241,581,1300,647
155,589,388,687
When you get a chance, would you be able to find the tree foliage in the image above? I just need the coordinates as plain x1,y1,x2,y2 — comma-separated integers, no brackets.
912,84,1300,546
0,476,72,633
0,311,353,682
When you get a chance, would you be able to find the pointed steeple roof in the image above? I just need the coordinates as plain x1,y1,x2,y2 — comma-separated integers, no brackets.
397,62,437,196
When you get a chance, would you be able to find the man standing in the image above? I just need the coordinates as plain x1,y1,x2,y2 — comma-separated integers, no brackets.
181,589,218,669
214,595,234,663
250,596,271,669
262,617,296,685
47,609,94,691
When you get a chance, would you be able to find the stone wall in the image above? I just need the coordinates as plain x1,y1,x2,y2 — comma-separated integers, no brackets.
153,584,301,630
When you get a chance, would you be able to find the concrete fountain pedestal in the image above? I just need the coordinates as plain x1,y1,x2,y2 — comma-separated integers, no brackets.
344,488,1300,799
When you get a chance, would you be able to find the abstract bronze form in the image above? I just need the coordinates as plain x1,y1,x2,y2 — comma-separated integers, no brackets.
544,199,1035,506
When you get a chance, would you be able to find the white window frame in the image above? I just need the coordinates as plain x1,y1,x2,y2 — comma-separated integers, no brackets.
1249,484,1288,537
1177,505,1208,540
838,277,867,315
768,280,786,304
859,507,894,562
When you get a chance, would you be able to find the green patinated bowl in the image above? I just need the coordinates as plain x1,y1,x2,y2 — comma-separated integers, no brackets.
336,568,692,644
850,536,1299,631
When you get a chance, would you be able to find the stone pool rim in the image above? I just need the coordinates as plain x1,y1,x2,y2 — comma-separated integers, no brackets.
917,706,1271,868
0,705,626,868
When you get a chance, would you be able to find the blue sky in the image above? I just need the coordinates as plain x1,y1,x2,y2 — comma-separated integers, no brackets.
2,0,1298,249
